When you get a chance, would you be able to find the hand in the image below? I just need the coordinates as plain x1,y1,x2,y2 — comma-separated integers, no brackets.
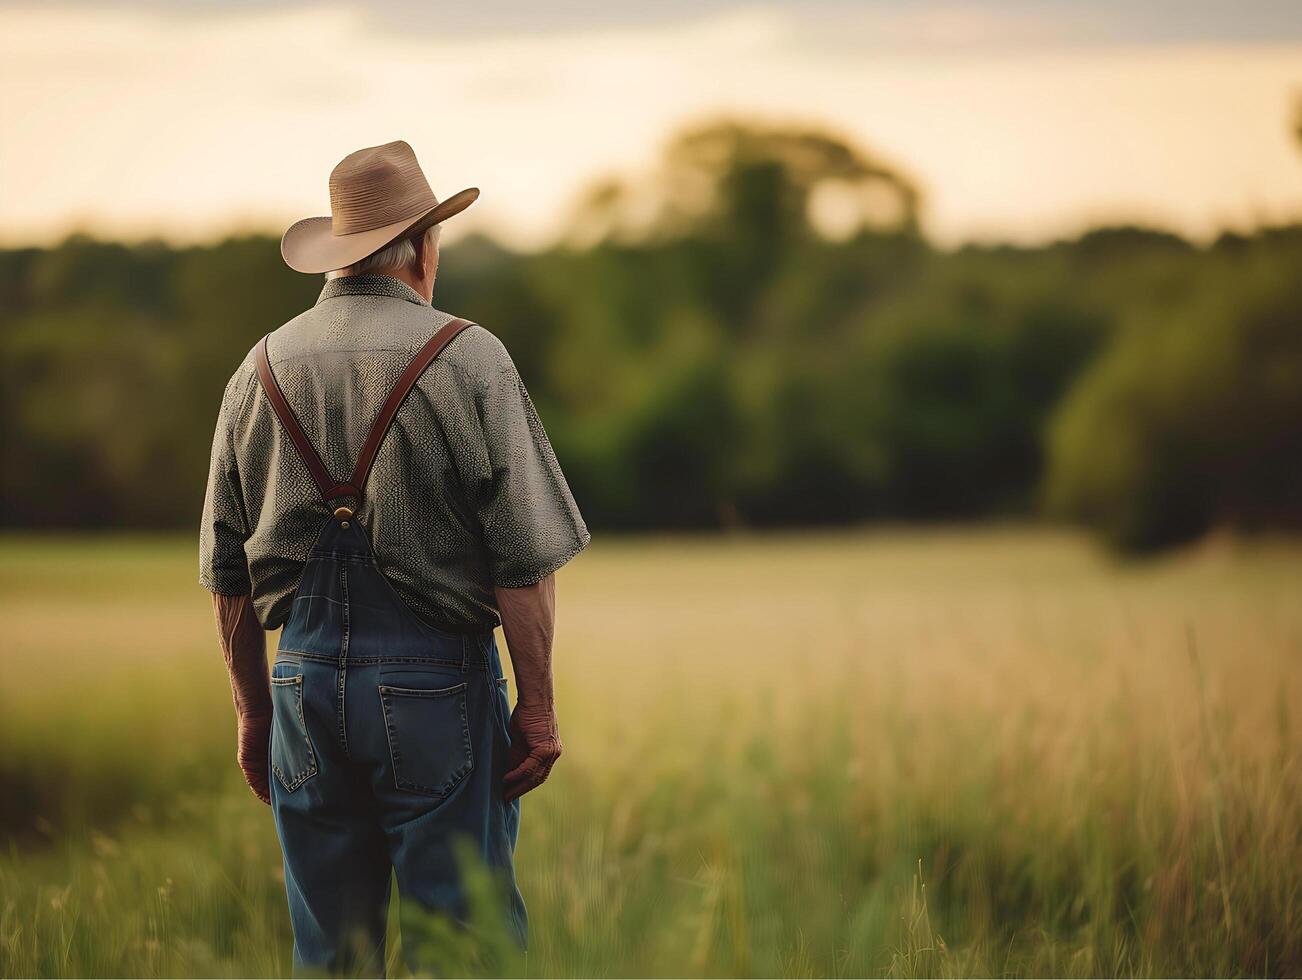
237,712,272,805
503,702,562,803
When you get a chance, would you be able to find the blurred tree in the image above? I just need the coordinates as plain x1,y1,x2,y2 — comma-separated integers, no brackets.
572,119,919,246
856,260,1109,518
567,119,921,331
1044,246,1302,550
2,118,1300,550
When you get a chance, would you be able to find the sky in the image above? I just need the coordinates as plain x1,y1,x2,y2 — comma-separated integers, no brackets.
2,1,1301,250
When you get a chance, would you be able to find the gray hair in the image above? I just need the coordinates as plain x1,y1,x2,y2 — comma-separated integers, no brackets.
329,224,440,279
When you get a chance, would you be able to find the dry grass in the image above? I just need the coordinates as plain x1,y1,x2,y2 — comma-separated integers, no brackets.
1,527,1299,976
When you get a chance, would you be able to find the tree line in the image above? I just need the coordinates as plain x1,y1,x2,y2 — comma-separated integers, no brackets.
2,121,1299,551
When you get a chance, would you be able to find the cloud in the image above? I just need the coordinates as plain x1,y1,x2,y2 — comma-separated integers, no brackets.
1,3,1300,248
5,0,1302,45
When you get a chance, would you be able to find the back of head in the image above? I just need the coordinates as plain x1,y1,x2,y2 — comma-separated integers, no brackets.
329,224,441,281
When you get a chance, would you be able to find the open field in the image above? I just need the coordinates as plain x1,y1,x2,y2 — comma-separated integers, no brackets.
1,528,1300,977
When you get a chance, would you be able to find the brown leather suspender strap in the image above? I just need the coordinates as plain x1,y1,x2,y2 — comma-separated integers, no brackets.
254,317,476,509
348,316,475,503
255,335,353,502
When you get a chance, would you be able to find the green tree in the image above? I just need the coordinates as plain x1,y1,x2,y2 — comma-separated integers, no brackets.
1044,248,1302,549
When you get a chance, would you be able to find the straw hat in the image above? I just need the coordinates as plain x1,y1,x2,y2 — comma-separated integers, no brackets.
281,140,478,274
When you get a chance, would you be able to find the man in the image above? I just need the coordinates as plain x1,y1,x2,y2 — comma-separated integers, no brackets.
200,140,588,974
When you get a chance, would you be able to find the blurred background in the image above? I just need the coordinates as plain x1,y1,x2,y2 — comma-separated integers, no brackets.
2,2,1301,977
3,0,1301,548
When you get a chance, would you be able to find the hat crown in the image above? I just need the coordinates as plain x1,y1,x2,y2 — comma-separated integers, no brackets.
328,141,438,236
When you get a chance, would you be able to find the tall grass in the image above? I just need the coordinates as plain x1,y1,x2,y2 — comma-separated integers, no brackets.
1,529,1299,977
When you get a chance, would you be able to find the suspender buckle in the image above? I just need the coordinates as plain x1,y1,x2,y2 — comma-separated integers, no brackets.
333,506,355,527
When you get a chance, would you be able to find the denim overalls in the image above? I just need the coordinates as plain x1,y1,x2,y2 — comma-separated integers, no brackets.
255,320,527,974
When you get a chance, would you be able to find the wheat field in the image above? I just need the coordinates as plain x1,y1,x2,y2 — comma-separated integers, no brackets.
1,528,1299,977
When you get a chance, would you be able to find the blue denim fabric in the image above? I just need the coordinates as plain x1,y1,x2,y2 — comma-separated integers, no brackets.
268,515,526,975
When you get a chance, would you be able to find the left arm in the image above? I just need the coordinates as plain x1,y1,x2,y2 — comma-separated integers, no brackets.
212,591,272,804
202,373,268,802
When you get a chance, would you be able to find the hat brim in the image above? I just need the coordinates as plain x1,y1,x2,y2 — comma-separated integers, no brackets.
280,187,479,275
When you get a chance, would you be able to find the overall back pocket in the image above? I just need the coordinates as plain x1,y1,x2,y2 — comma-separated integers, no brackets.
378,682,473,799
271,674,318,792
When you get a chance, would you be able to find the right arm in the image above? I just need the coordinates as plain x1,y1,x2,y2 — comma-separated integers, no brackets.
439,327,589,801
495,573,561,802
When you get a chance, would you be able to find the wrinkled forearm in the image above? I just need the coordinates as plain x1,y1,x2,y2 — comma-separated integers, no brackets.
212,592,271,720
494,574,556,708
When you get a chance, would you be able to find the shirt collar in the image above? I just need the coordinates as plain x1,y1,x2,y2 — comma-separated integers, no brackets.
316,274,430,308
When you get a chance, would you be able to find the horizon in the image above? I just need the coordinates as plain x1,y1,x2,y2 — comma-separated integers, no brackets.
13,213,1297,257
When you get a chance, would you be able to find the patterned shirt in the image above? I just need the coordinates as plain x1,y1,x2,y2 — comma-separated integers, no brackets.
199,274,590,631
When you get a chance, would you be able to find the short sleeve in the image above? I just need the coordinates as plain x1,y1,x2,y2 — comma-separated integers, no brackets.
448,332,590,588
199,387,253,595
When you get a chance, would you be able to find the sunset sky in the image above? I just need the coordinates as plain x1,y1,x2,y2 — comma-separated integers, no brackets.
2,1,1301,249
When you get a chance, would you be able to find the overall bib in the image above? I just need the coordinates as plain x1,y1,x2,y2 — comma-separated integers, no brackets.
254,319,527,975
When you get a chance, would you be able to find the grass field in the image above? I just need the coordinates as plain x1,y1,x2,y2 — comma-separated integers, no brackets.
1,528,1299,977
